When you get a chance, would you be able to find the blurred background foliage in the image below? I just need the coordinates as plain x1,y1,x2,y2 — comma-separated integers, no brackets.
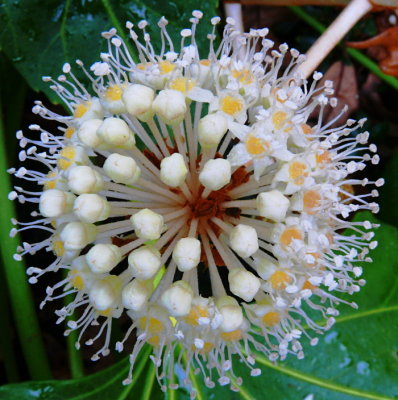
0,1,398,399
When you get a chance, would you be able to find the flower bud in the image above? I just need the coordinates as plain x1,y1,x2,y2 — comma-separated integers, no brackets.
256,190,290,221
122,279,152,311
229,224,259,258
198,113,228,148
86,244,121,274
74,194,110,223
228,269,261,302
152,89,187,125
160,153,188,187
77,119,103,148
67,166,104,194
130,209,164,240
216,296,243,332
128,246,162,280
39,189,75,217
173,237,201,271
103,153,141,185
97,117,135,148
199,158,231,191
60,221,97,250
161,280,193,317
122,84,155,121
89,275,122,311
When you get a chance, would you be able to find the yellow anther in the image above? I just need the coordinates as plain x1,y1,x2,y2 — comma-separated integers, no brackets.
105,85,123,101
303,190,321,214
220,95,244,116
138,317,164,334
301,123,313,135
52,239,65,257
262,311,280,326
199,59,211,66
220,329,242,341
288,161,308,185
272,111,288,129
73,102,89,118
316,150,331,165
69,269,85,290
280,227,303,247
231,69,254,85
245,134,269,156
269,271,292,290
303,280,317,290
185,305,209,326
169,77,195,93
64,126,75,139
148,335,160,346
97,308,111,317
58,146,76,170
44,171,58,190
158,61,175,75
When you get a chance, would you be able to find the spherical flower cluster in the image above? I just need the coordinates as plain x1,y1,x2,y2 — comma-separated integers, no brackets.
9,12,382,396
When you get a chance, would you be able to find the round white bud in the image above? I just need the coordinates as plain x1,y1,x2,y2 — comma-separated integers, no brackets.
172,237,201,271
89,275,122,311
77,119,103,148
67,166,104,194
122,84,155,121
228,269,261,302
97,117,135,148
130,209,164,240
152,89,187,125
229,224,259,258
256,190,290,221
199,158,231,191
128,246,162,280
74,194,110,223
39,189,75,217
103,153,141,185
216,296,243,332
122,279,152,311
60,222,97,250
160,153,188,187
161,280,193,317
198,113,228,148
86,244,121,274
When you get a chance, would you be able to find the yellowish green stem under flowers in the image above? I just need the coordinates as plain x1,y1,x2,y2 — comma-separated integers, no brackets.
289,5,398,90
0,100,52,380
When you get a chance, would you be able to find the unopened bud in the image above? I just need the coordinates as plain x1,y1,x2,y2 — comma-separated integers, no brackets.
152,89,187,125
199,158,231,191
229,224,259,258
67,166,104,194
122,279,152,311
130,209,164,240
86,244,121,273
216,296,243,332
122,84,155,121
198,113,228,148
60,221,97,250
74,194,110,223
161,280,193,316
89,275,122,311
103,153,141,185
173,237,201,271
228,269,261,302
77,119,103,148
97,117,135,148
160,153,188,187
257,190,290,221
128,246,162,279
39,189,75,217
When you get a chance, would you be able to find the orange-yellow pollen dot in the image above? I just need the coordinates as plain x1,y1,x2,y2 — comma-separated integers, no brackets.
44,171,58,190
301,123,313,135
262,311,280,326
73,102,89,118
69,269,84,290
158,61,175,75
245,134,269,156
303,280,317,291
316,150,331,164
169,77,195,93
58,146,76,170
231,69,254,85
289,161,308,185
303,190,321,214
52,239,65,257
138,317,164,334
105,85,123,101
269,270,292,290
220,95,244,116
97,308,111,317
148,335,160,346
280,227,303,247
220,329,242,341
199,59,211,66
64,126,75,139
272,111,288,129
185,305,209,326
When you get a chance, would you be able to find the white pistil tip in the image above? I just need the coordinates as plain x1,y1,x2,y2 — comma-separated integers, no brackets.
160,153,188,187
60,221,97,250
256,190,290,221
130,209,164,240
97,117,135,148
172,237,201,271
104,153,141,185
198,113,228,148
228,269,261,302
122,84,155,121
86,244,121,274
229,224,259,258
161,280,193,317
216,296,243,332
39,189,75,217
74,193,110,223
152,89,187,125
122,279,152,311
128,246,162,279
199,158,231,191
77,119,103,148
89,275,122,311
67,166,104,194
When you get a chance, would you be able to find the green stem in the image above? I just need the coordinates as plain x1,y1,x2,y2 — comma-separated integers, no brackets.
289,5,398,90
0,98,52,379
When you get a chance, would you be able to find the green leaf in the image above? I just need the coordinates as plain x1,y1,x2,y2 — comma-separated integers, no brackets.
0,0,219,104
